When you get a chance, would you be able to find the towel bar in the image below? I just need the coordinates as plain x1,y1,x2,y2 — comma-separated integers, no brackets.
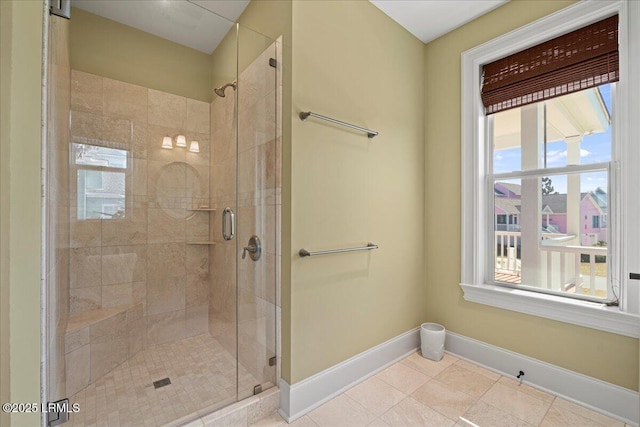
299,243,378,258
299,111,378,138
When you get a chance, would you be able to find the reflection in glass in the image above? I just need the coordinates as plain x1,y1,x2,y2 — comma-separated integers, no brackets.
73,143,127,168
74,144,128,220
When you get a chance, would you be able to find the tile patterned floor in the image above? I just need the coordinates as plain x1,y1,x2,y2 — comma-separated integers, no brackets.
249,351,631,427
67,333,257,427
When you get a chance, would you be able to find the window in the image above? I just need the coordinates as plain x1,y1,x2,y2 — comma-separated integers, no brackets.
490,86,613,303
73,143,128,220
461,0,640,338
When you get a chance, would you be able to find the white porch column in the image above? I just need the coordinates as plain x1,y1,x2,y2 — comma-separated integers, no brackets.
520,104,543,286
566,136,582,245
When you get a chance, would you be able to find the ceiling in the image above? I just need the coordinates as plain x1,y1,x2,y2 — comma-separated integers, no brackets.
369,0,508,43
493,88,611,151
72,0,508,55
71,0,250,54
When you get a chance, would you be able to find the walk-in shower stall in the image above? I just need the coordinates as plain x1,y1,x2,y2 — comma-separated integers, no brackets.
44,1,281,425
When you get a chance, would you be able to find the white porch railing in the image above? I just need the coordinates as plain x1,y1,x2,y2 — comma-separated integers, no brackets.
495,224,521,232
494,231,607,296
495,231,521,275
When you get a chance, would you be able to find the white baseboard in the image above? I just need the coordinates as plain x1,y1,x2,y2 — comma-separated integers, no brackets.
278,327,420,422
279,328,638,425
445,331,638,426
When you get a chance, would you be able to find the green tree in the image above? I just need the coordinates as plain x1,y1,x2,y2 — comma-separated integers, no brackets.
541,176,556,195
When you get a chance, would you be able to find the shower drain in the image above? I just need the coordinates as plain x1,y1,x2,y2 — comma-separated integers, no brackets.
153,378,171,389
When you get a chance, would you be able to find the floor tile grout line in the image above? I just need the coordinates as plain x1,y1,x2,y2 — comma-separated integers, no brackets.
307,392,377,427
410,377,473,423
536,395,557,427
473,372,501,402
375,394,411,425
372,359,433,396
477,378,556,426
453,358,503,382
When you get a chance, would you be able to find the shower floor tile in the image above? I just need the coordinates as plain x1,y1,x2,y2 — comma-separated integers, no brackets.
67,333,257,427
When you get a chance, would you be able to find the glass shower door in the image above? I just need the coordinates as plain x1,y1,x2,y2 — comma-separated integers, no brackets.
236,26,279,399
44,13,71,423
209,21,240,410
44,2,280,424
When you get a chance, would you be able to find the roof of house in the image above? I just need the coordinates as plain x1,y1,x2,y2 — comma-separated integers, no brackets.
495,182,522,197
591,187,607,212
541,193,572,214
494,197,521,214
495,182,607,215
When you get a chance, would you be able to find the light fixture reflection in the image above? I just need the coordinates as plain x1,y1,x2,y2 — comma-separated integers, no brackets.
162,136,173,149
175,134,187,147
189,141,200,153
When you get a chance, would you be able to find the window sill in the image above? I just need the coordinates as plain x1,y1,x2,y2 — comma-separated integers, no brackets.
460,283,640,338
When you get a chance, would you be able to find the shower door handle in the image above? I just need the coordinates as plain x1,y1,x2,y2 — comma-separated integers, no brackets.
222,207,235,241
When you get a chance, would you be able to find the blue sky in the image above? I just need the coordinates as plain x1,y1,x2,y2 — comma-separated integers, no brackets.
494,84,612,194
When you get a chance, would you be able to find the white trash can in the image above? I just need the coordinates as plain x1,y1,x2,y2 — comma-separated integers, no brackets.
420,323,445,361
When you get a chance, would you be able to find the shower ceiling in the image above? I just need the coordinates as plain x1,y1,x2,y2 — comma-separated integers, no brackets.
71,0,250,54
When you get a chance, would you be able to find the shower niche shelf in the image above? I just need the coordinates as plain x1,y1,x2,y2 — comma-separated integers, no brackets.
186,207,217,245
187,207,217,212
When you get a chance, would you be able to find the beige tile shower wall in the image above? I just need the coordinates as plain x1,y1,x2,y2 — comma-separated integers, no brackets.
46,15,71,403
68,70,212,351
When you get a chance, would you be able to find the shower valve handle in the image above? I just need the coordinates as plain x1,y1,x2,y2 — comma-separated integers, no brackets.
242,235,261,261
242,246,255,259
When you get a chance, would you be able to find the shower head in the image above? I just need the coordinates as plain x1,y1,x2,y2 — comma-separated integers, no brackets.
214,82,237,98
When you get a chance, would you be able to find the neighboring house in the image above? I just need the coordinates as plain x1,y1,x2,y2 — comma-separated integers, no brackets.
541,193,569,234
582,188,608,245
494,183,607,245
494,182,521,199
494,197,521,232
74,144,127,220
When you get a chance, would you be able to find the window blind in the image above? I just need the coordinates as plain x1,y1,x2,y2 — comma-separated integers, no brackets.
481,15,618,115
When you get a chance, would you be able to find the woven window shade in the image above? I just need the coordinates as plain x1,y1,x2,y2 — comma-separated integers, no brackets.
481,15,619,115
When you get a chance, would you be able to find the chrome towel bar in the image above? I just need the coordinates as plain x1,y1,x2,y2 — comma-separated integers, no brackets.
299,111,378,139
299,243,378,258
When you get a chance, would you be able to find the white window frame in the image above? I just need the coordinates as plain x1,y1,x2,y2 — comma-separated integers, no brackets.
460,0,640,338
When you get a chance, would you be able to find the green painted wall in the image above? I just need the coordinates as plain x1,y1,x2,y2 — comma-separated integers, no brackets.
0,1,44,426
423,0,639,391
0,3,13,426
70,8,213,102
289,0,426,383
210,26,237,96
